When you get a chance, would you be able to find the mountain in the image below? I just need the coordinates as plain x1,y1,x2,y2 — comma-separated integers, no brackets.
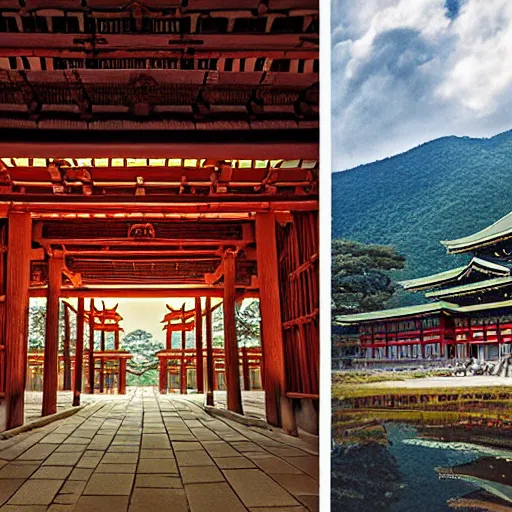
332,129,512,306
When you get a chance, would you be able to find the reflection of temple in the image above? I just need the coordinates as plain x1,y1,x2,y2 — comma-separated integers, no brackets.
338,212,512,363
156,301,263,395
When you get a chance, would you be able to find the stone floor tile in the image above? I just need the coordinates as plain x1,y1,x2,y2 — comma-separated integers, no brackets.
0,479,25,506
43,452,82,467
297,494,319,512
101,452,138,464
139,449,174,459
223,469,301,508
284,456,318,480
39,434,69,444
74,495,130,512
180,465,225,484
271,474,319,496
137,458,178,474
7,479,63,506
172,441,203,451
1,505,48,512
76,453,103,469
248,508,307,512
128,488,188,512
106,445,139,453
32,466,73,480
135,474,182,489
96,463,137,473
175,450,214,467
212,456,256,469
201,441,240,458
48,505,77,512
68,467,94,481
83,473,134,496
17,444,57,461
141,435,170,449
0,464,39,479
185,482,246,512
266,446,308,458
248,454,302,475
0,460,7,469
54,444,87,454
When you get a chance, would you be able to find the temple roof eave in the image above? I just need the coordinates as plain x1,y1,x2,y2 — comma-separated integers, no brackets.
399,257,512,292
335,301,458,325
441,211,512,254
425,276,512,299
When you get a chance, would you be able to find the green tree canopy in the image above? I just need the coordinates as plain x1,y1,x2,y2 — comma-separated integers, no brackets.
331,239,405,316
212,299,261,347
122,329,163,368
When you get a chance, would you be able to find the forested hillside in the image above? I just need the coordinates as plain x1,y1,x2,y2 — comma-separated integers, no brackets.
332,130,512,306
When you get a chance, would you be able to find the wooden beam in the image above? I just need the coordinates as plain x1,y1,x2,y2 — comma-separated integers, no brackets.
42,254,63,417
9,201,319,215
205,297,214,407
4,212,32,430
255,212,296,434
223,251,243,415
72,297,84,407
195,297,204,393
30,288,228,299
0,142,318,160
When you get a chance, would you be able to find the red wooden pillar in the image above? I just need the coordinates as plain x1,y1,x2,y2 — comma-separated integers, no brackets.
73,298,85,406
205,297,214,406
62,304,72,391
255,212,296,434
159,357,168,394
118,358,127,395
42,253,63,417
195,297,204,393
4,212,32,430
242,346,250,391
88,299,95,393
223,251,243,414
166,326,172,350
99,330,105,393
180,306,187,394
114,329,120,350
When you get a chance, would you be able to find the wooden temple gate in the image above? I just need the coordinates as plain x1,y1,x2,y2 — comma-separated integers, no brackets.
0,0,318,435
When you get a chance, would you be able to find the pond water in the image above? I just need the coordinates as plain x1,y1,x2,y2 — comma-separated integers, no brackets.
332,423,512,512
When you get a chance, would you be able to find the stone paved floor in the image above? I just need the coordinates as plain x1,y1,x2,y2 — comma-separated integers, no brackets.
0,388,318,511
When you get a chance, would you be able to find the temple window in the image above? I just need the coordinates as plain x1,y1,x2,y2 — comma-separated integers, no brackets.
270,16,304,33
0,15,18,33
232,17,266,33
270,59,291,72
197,17,228,34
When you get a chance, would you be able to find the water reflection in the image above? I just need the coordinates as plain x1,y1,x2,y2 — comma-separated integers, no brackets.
332,423,512,512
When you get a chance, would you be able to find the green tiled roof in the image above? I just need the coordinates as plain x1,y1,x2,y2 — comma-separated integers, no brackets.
335,301,458,324
425,276,512,299
400,257,511,292
400,266,467,291
442,211,512,253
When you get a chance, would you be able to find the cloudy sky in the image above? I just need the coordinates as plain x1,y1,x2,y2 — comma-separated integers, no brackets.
332,0,512,171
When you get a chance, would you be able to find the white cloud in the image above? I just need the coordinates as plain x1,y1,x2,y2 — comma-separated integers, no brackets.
332,0,512,170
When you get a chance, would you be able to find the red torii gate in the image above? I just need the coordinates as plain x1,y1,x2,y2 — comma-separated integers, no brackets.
157,302,197,395
84,300,132,396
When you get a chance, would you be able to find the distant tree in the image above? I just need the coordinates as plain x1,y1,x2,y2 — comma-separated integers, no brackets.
212,300,261,347
331,239,405,317
122,329,163,368
28,301,77,352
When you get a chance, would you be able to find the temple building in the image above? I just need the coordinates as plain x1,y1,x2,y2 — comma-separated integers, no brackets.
0,0,319,436
337,210,512,364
